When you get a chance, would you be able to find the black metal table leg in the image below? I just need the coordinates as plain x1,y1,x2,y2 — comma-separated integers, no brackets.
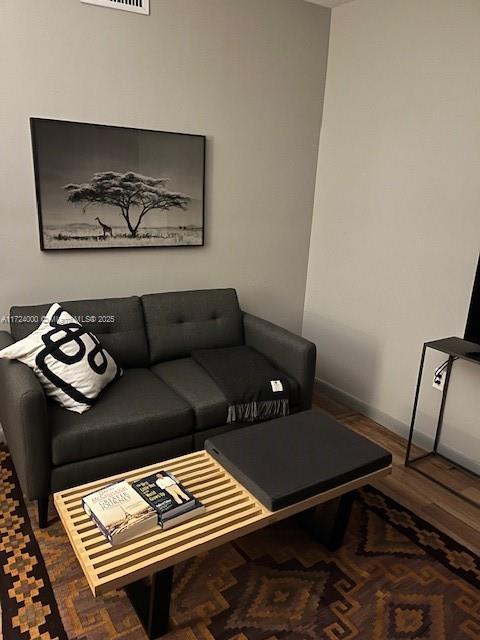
300,491,355,551
405,343,427,466
402,336,479,507
125,565,174,639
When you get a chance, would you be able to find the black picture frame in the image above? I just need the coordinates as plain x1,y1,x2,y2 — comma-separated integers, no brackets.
30,118,206,251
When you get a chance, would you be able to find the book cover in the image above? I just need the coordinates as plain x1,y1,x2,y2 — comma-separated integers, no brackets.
132,471,204,526
82,480,158,546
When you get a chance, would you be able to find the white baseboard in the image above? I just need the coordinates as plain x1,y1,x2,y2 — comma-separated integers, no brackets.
314,377,480,476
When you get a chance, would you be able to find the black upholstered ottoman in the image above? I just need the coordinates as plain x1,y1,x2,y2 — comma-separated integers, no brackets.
206,409,392,549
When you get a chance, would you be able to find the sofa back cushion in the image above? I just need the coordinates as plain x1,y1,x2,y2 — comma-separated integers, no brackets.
10,296,148,369
142,289,244,364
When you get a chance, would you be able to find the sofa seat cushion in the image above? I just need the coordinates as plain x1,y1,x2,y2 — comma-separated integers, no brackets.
152,358,228,431
152,357,301,432
50,368,193,466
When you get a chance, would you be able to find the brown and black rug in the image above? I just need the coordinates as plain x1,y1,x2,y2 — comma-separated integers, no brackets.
1,445,479,640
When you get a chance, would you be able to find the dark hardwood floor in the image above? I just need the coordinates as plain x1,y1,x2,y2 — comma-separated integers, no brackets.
314,392,480,556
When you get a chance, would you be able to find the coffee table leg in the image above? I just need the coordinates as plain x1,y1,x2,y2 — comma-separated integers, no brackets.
124,565,174,639
301,491,355,551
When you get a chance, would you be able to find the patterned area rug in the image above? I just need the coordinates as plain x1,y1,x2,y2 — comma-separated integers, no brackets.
1,446,479,640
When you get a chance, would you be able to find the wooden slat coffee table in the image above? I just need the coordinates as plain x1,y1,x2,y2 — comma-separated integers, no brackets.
55,449,391,638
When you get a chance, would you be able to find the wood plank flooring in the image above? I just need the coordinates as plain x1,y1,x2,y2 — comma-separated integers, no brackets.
314,392,480,556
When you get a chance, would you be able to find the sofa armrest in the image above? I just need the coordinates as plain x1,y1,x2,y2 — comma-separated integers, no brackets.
243,313,316,411
0,331,50,500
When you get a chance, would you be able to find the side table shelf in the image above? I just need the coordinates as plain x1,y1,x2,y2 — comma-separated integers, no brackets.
405,336,480,508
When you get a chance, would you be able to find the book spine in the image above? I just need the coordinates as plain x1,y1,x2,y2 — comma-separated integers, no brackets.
82,499,113,544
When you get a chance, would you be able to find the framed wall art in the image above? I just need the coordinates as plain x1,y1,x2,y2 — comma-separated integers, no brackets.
31,118,205,250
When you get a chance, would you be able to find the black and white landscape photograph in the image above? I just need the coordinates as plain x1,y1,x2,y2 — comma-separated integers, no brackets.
31,118,205,250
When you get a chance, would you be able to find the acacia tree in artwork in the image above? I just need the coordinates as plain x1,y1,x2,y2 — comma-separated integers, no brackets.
64,172,190,237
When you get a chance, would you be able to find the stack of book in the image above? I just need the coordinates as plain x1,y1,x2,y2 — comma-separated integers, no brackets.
132,471,204,530
82,470,204,546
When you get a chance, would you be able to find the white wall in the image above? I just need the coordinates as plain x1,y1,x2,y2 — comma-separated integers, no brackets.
0,0,330,334
303,0,480,471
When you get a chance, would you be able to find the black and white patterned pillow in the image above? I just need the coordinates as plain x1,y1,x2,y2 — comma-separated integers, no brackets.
0,303,121,413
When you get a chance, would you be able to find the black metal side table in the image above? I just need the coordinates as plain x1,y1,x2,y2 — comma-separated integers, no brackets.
405,336,480,507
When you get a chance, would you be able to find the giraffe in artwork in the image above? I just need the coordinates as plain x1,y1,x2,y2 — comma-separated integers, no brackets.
95,217,113,239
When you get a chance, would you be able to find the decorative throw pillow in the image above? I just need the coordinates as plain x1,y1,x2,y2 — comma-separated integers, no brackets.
0,303,121,414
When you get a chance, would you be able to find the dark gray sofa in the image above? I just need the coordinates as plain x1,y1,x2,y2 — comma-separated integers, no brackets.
0,288,316,527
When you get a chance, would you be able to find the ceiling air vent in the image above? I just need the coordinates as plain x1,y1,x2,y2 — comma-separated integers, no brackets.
81,0,150,15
